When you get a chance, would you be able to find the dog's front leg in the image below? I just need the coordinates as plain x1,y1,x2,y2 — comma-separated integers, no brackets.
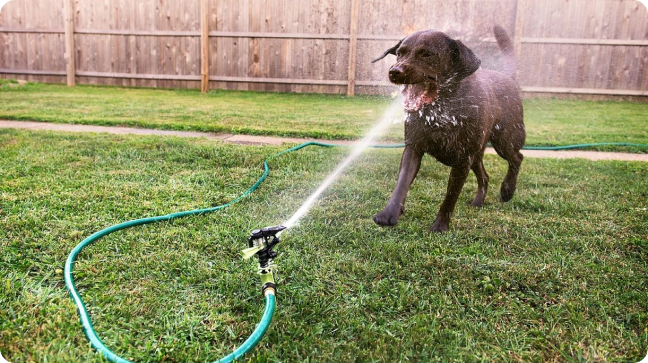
374,146,423,226
430,164,471,232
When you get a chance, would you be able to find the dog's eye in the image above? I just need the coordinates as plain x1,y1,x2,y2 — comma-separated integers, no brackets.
419,50,434,58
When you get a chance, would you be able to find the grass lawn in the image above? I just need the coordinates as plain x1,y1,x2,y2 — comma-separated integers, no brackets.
1,130,646,362
0,82,647,152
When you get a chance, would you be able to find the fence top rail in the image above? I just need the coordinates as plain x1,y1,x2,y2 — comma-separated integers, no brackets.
1,27,646,46
521,37,648,46
0,28,64,34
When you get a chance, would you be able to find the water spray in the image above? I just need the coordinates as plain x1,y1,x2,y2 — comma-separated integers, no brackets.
283,101,404,229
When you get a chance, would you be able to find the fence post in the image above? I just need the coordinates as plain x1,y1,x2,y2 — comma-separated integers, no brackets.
200,0,210,93
513,0,525,82
346,0,360,97
64,0,75,86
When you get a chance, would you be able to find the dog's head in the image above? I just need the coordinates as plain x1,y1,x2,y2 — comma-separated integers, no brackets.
373,30,481,112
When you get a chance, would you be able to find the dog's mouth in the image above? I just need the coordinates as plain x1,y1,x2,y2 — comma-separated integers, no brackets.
401,82,439,113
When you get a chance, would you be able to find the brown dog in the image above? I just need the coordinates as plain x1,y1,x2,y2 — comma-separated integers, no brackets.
372,26,525,232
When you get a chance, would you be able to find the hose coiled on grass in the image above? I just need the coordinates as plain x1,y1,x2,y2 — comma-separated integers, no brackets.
64,140,647,362
64,142,350,363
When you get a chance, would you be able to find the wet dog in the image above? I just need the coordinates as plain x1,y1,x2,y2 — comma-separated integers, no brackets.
372,26,525,232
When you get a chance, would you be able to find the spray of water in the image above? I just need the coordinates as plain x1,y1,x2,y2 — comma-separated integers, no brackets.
282,100,404,230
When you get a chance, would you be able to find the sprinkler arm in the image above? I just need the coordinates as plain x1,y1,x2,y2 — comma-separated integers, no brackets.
241,245,264,260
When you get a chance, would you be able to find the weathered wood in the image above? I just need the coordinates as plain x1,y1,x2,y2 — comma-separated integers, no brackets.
64,0,75,86
200,0,209,92
209,75,346,85
522,86,648,96
75,70,200,80
0,28,64,33
512,0,525,81
522,37,648,46
1,0,646,98
0,68,67,76
346,0,360,96
73,29,200,36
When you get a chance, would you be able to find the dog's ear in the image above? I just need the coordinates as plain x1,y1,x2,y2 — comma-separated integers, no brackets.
451,39,481,78
371,39,403,63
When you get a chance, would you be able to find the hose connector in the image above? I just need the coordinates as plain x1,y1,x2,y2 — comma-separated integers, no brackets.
260,271,277,296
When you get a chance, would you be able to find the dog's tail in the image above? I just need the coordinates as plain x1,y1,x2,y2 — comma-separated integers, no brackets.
493,25,517,80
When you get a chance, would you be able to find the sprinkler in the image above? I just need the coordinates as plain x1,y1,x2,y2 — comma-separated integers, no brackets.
242,225,286,296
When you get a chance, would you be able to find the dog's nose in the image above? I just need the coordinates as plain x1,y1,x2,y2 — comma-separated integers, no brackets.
389,64,405,83
389,65,405,82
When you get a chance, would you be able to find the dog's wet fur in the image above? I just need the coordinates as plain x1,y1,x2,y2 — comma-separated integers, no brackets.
372,26,525,233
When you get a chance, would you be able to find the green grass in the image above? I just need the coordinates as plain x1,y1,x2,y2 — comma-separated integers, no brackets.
0,82,391,140
0,82,646,152
1,130,646,362
0,79,19,86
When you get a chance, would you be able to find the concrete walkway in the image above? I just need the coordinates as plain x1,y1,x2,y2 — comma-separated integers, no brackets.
1,120,646,162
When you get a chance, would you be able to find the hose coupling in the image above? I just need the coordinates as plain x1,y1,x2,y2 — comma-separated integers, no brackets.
262,282,277,296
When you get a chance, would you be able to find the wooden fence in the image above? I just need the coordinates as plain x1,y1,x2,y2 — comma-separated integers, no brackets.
0,0,646,97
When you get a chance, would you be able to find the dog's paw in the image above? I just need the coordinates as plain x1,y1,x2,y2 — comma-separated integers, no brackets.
500,184,516,202
469,199,485,208
373,210,400,226
430,217,449,233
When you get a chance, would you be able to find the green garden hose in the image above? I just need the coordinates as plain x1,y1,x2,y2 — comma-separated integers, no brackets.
521,142,648,150
64,140,647,362
64,141,353,363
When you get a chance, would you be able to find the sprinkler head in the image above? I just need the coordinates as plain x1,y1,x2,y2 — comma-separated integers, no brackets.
244,225,286,297
249,225,287,242
244,225,286,269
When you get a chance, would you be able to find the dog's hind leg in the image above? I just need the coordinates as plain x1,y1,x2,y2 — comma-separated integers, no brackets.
470,154,489,207
499,150,523,202
491,138,523,202
490,109,525,203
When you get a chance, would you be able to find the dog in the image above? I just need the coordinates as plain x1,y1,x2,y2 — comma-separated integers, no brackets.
372,26,525,232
